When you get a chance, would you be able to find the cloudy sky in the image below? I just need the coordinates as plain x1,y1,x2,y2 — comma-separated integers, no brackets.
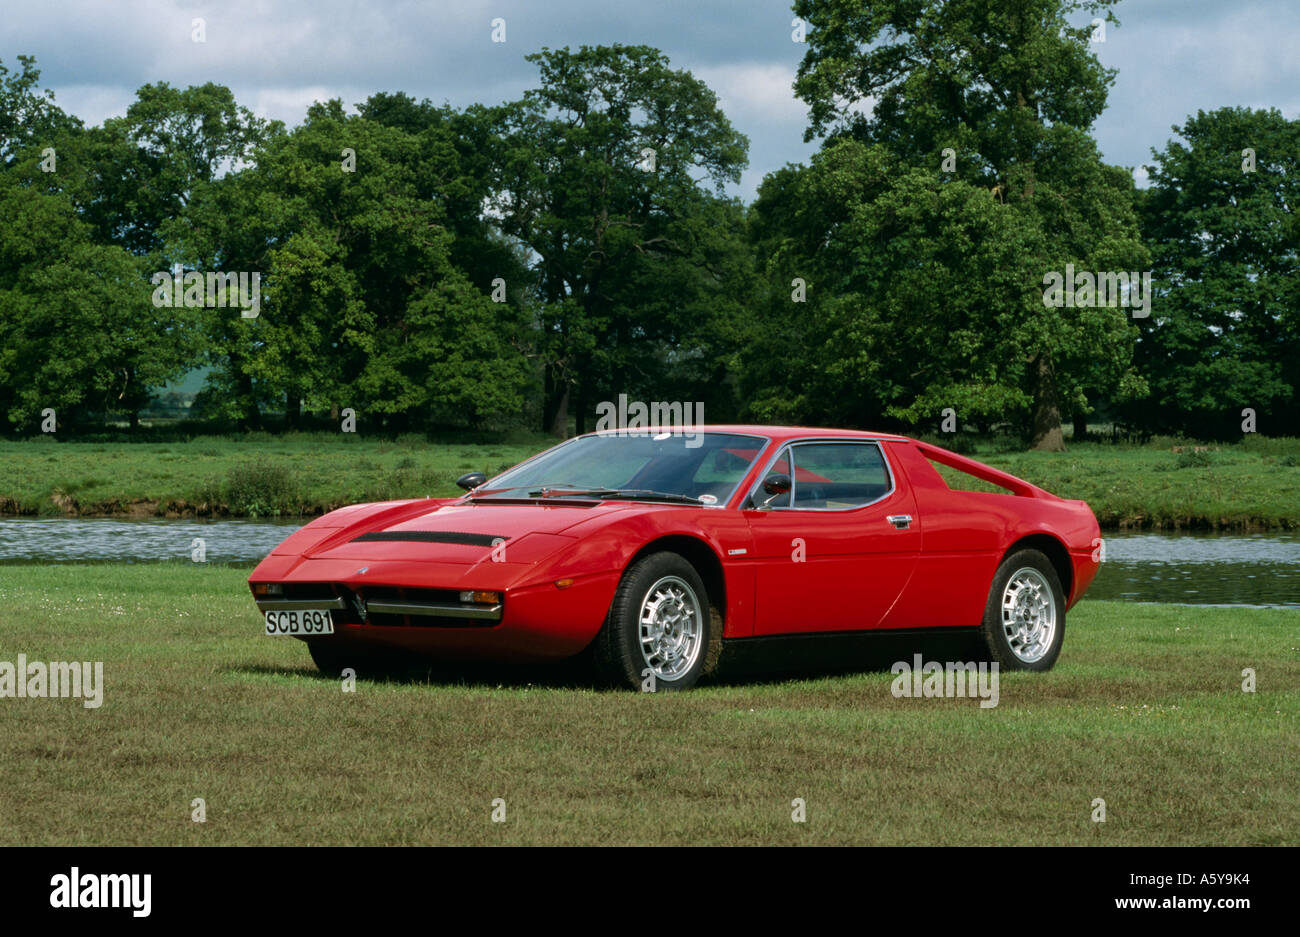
3,0,1297,198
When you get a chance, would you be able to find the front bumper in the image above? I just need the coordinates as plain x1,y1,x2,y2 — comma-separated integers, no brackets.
249,557,619,662
253,592,504,623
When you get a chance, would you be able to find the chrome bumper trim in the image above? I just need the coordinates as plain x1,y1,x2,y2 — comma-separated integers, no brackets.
365,601,503,621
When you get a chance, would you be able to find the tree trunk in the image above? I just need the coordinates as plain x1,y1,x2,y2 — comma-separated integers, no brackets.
548,383,570,437
1072,411,1088,441
234,369,260,430
1030,353,1065,451
543,361,570,437
574,382,587,436
285,392,300,431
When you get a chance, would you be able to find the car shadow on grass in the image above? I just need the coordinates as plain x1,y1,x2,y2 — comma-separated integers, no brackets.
230,657,599,691
230,629,989,692
710,628,990,687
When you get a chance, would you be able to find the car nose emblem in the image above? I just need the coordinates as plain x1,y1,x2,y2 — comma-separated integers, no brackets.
355,567,368,575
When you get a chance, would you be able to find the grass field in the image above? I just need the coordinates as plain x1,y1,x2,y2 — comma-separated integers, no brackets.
0,432,551,519
969,435,1300,531
1,564,1296,846
1,432,1298,528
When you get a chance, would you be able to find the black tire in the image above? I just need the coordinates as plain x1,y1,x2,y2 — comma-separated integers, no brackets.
593,552,721,691
980,548,1066,672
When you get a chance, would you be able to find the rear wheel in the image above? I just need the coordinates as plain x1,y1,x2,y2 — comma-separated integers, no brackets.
980,548,1065,671
593,552,719,691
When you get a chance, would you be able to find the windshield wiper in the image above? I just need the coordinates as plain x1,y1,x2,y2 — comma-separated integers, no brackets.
463,485,542,499
529,486,703,505
464,482,595,500
467,484,703,505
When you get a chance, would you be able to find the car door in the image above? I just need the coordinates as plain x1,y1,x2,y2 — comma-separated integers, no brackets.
743,440,921,635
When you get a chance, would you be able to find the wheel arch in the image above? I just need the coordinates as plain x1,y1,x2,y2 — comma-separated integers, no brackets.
1002,533,1073,600
626,535,726,628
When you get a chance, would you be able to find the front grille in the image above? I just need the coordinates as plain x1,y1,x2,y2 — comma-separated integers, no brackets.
356,585,500,628
361,585,463,605
276,583,340,600
257,582,500,628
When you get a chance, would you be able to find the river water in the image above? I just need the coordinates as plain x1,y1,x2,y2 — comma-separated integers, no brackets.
0,519,1296,608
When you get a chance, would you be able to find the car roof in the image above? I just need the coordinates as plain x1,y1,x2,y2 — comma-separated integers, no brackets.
585,425,913,444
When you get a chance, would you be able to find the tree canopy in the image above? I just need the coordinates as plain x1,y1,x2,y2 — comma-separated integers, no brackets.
0,11,1296,444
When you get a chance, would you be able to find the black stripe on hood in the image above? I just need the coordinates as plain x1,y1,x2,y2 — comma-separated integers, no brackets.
350,531,510,546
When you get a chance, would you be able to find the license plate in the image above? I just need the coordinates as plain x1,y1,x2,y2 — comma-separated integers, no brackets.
264,609,334,636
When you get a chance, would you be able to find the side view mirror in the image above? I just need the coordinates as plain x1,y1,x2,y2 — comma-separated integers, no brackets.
763,474,792,496
456,472,487,491
756,473,791,510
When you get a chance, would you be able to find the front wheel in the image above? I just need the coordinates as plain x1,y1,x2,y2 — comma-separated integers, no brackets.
592,552,719,691
980,548,1066,671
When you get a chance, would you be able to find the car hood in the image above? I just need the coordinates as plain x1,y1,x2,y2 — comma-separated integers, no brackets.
291,499,642,565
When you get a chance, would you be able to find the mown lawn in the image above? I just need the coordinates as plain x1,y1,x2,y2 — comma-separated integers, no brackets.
1,565,1295,845
0,432,553,518
977,436,1300,530
1,432,1298,528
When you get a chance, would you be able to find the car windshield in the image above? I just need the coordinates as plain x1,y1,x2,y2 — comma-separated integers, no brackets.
470,432,768,505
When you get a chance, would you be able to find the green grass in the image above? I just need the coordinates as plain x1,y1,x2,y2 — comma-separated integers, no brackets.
0,431,554,518
1,432,1298,527
1,564,1296,845
975,436,1300,530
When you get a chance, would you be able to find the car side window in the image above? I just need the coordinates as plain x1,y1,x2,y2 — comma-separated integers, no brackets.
790,443,892,508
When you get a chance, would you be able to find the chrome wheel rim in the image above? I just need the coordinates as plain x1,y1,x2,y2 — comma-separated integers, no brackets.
1001,567,1057,664
638,575,703,680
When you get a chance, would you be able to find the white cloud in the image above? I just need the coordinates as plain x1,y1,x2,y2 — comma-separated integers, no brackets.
48,85,136,129
690,62,805,126
246,86,362,123
4,0,1297,201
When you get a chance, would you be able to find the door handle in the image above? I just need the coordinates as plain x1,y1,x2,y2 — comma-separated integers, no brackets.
886,514,912,529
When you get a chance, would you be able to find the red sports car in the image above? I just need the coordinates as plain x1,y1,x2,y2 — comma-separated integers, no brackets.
249,427,1101,689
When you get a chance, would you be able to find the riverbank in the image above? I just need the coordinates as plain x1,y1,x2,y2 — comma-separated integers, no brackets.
968,436,1300,530
1,564,1295,845
1,433,1297,529
0,432,550,520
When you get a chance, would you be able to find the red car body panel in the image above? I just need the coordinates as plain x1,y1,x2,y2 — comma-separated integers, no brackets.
248,426,1101,663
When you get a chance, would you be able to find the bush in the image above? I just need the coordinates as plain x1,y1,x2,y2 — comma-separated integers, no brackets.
915,433,979,455
1238,434,1300,456
217,459,304,516
1148,434,1199,451
1175,450,1213,469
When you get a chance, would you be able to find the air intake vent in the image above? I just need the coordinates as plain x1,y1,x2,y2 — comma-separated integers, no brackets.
350,531,510,546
